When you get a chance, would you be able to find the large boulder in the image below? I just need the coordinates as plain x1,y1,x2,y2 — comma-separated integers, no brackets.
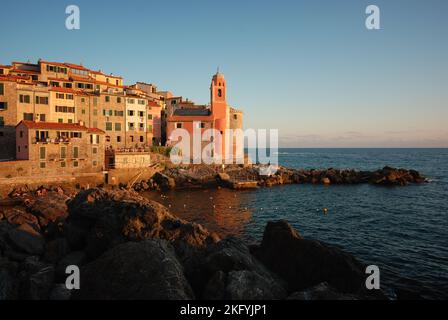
72,240,194,300
152,172,176,191
287,282,358,300
7,223,45,256
0,256,19,300
27,192,69,227
199,238,287,300
253,220,366,294
65,188,218,260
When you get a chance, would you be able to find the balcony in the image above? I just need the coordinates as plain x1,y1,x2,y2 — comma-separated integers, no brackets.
33,137,71,144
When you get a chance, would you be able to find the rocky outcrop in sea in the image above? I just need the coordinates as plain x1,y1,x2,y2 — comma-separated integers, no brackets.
0,187,395,300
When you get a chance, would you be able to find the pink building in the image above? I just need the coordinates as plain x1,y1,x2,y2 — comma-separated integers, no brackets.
166,72,243,161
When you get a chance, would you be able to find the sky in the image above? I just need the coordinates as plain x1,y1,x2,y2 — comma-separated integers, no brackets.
1,0,447,147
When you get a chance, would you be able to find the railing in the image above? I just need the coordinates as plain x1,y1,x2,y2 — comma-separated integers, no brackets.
34,137,71,144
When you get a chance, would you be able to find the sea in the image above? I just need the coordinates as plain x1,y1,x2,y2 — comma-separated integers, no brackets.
144,148,448,299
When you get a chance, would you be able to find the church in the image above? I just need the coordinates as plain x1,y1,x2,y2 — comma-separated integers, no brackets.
166,72,244,162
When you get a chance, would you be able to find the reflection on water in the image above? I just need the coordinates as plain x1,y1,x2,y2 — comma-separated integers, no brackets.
143,188,253,238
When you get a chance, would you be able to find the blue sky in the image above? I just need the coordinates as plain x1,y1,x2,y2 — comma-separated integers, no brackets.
1,0,447,147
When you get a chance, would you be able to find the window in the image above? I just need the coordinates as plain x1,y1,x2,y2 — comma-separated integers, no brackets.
82,109,86,114
66,94,74,100
63,83,72,89
68,119,73,124
0,116,4,127
138,111,144,117
90,135,100,144
23,113,34,121
115,123,121,131
128,110,135,116
114,110,124,117
147,125,153,132
39,114,46,122
130,136,134,142
106,122,113,131
127,99,135,104
36,96,49,105
92,147,98,154
128,122,135,131
19,131,23,138
17,146,20,153
117,97,122,103
55,106,75,113
81,98,86,103
106,136,111,142
56,93,65,99
73,161,79,168
140,136,144,143
139,123,144,131
93,109,98,116
0,102,7,110
117,136,121,142
73,147,79,159
60,147,67,159
61,162,66,168
93,97,98,106
0,83,4,95
105,96,110,103
148,114,153,120
138,99,146,105
58,119,63,123
40,162,46,169
218,89,222,97
92,160,98,167
176,123,183,129
19,94,31,103
39,147,46,160
233,114,238,120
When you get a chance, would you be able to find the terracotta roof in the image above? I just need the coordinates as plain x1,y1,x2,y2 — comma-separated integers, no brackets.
48,77,70,82
0,65,12,68
147,101,161,107
17,120,89,131
70,75,95,83
39,60,67,68
10,69,39,74
88,127,105,134
65,63,89,71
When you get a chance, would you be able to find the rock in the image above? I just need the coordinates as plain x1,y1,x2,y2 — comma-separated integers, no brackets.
2,207,39,229
56,251,86,281
152,172,176,191
0,256,19,300
49,284,72,300
7,223,45,255
72,240,194,300
27,192,69,227
66,188,218,260
253,220,366,294
26,265,55,300
217,172,230,182
43,238,70,264
287,282,358,300
321,177,331,185
200,238,287,300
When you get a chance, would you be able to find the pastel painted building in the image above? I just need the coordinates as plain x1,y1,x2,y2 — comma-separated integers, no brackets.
166,72,244,162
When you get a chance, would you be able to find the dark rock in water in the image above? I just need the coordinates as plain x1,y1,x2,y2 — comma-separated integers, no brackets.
253,220,366,294
7,223,45,256
72,240,194,300
199,238,287,300
152,172,176,191
287,282,358,300
66,188,219,260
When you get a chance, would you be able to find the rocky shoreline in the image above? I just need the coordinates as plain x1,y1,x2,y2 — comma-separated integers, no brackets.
130,165,427,192
0,186,394,300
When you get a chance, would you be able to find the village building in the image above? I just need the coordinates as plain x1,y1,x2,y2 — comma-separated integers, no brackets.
15,120,105,175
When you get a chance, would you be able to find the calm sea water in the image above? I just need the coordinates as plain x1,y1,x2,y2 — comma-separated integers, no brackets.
144,148,448,299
